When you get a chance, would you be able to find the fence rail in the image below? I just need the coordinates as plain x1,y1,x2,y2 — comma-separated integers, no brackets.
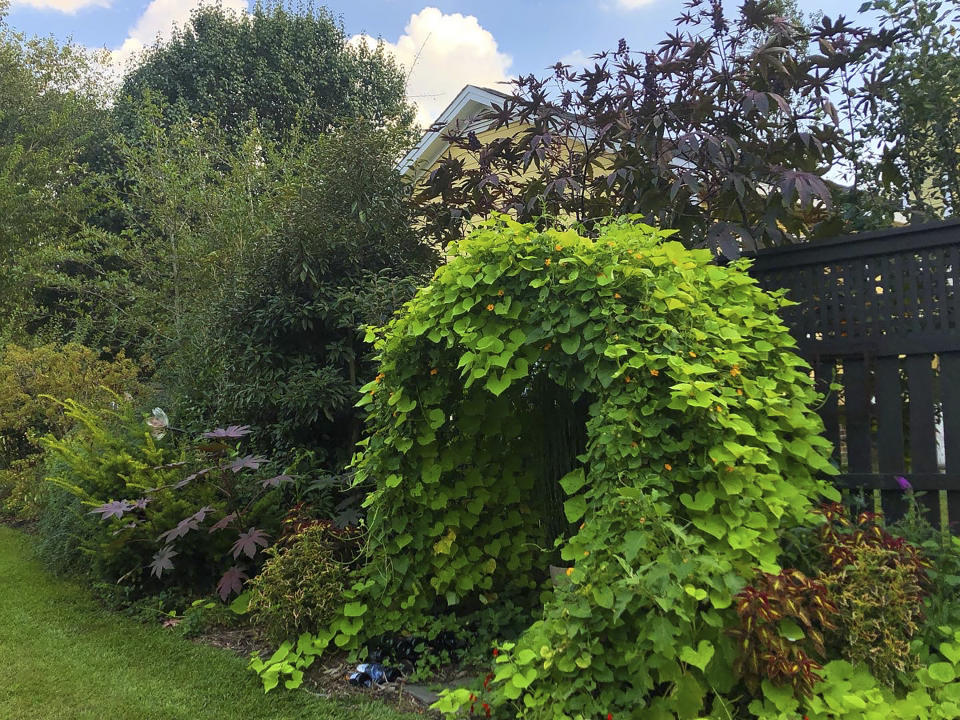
747,220,960,529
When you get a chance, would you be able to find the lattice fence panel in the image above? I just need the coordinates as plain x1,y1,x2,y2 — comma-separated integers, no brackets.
748,221,960,530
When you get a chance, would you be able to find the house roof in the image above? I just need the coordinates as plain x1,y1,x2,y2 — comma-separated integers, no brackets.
397,84,510,180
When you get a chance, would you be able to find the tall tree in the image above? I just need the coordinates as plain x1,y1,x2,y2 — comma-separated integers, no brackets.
0,3,112,340
166,121,438,463
857,0,960,220
40,101,438,464
114,1,413,141
27,99,285,357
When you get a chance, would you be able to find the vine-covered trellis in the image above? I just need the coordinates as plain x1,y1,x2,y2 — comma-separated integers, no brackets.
254,218,839,718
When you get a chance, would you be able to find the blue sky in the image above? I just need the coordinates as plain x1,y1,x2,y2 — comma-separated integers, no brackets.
6,0,867,125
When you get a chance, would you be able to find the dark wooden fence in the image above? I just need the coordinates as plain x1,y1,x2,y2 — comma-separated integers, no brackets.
747,220,960,529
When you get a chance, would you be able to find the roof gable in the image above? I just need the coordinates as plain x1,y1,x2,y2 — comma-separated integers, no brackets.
398,84,508,179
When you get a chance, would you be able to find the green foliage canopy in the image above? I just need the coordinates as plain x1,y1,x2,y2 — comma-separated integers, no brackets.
857,0,960,220
0,11,112,336
28,100,437,468
114,1,413,141
160,120,439,463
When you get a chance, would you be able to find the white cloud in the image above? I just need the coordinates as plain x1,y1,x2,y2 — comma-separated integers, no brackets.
11,0,109,12
110,0,248,73
350,6,512,129
560,49,591,71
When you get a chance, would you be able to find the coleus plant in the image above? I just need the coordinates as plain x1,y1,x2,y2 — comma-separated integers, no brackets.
813,502,931,685
814,501,930,582
88,420,292,601
729,569,838,697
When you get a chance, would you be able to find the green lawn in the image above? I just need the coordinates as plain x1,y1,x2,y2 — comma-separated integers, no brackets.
0,525,419,720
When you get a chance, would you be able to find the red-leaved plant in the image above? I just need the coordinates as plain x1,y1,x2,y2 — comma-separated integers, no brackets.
89,423,292,601
729,569,838,697
416,0,896,250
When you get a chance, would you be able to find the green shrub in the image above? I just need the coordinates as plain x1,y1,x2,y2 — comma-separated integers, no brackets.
887,499,960,653
0,342,140,519
39,399,200,590
247,523,360,640
159,121,438,470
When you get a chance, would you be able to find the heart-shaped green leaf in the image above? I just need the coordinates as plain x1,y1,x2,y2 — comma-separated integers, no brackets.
679,640,715,671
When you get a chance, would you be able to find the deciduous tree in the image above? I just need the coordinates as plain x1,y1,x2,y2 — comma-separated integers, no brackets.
857,0,960,220
0,5,112,338
114,1,413,142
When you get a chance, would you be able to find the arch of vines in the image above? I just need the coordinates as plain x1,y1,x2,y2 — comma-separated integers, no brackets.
260,218,838,718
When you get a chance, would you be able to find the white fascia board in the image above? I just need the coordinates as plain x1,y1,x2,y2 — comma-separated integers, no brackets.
397,85,507,179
